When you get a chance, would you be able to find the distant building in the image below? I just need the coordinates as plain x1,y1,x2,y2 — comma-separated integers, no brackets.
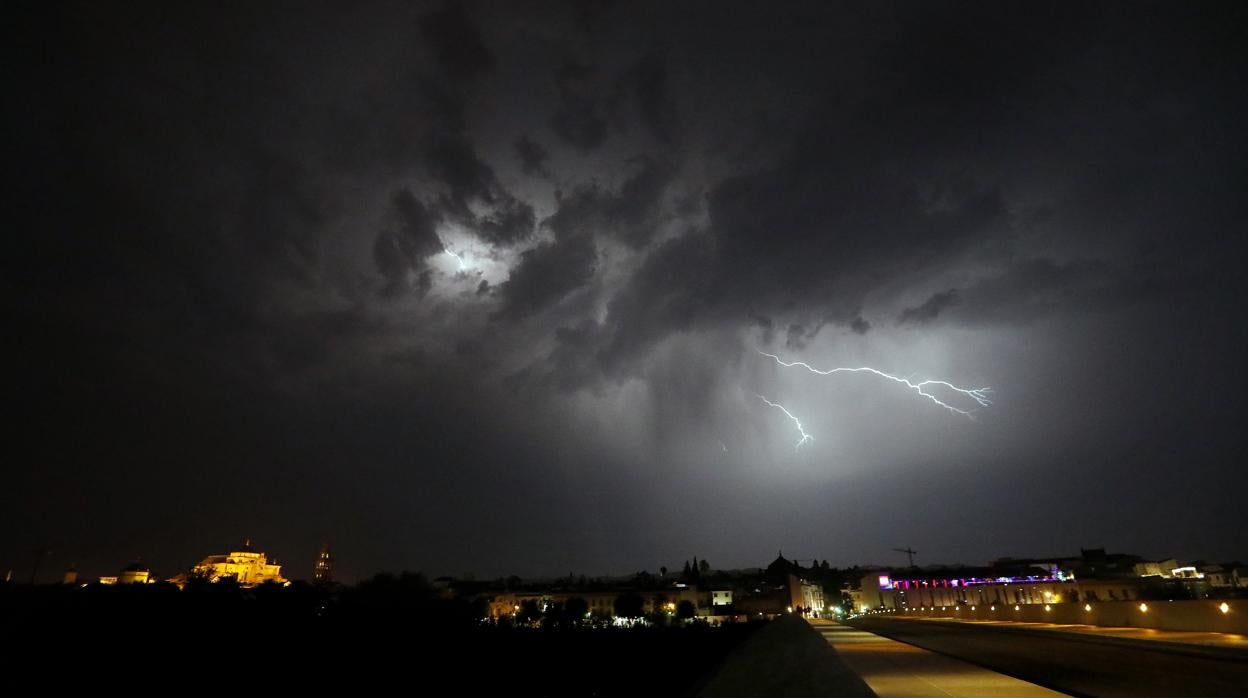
62,566,78,585
764,552,802,582
181,540,288,587
735,553,825,616
478,552,831,624
1129,559,1245,592
795,576,825,613
486,584,731,621
853,549,1164,612
488,591,623,619
1134,559,1179,577
1171,565,1203,579
314,544,333,584
118,561,151,584
1203,565,1244,589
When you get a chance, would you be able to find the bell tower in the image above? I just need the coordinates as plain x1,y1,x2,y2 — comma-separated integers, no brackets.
313,543,333,583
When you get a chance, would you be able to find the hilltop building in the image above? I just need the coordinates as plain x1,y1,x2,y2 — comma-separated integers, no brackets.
177,540,288,587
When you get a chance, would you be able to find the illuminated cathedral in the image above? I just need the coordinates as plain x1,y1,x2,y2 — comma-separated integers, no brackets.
180,540,289,587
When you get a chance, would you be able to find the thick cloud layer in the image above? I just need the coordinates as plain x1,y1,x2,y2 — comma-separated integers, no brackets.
7,1,1246,581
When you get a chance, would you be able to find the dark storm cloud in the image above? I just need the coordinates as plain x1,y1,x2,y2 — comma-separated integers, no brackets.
573,231,717,377
627,52,677,145
544,157,678,249
373,190,444,298
408,5,534,247
417,1,497,80
539,167,1009,386
427,137,499,209
514,135,552,178
944,258,1130,327
478,198,538,247
9,1,1248,582
704,175,1008,316
898,289,961,326
425,136,536,246
785,323,823,350
493,233,598,322
550,59,610,151
889,258,1163,331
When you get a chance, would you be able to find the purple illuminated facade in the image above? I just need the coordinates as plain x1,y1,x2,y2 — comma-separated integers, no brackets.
878,572,1068,591
856,567,1151,613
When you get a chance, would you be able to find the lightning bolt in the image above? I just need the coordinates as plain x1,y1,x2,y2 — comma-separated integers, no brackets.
757,395,814,449
760,351,992,418
444,248,467,270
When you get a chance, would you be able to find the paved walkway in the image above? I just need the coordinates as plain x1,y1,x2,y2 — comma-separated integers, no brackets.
811,620,1064,697
895,615,1248,652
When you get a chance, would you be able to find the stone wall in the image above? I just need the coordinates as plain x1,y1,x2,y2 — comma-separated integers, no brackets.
891,599,1246,633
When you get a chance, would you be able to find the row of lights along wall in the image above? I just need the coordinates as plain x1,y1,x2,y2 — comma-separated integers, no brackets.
896,601,1232,614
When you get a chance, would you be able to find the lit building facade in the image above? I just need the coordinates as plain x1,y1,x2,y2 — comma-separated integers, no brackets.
189,543,288,587
488,591,622,618
803,579,825,612
1134,559,1180,577
856,570,1146,612
118,562,152,584
486,585,725,620
749,554,825,615
1203,565,1245,588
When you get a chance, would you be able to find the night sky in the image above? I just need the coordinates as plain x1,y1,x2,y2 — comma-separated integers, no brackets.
8,1,1247,583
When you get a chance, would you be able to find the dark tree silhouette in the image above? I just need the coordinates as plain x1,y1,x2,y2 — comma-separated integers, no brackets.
518,599,541,624
540,600,565,629
614,592,645,618
677,599,696,620
183,568,214,592
564,596,589,619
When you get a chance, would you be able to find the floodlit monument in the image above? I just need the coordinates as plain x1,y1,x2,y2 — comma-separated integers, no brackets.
185,540,288,587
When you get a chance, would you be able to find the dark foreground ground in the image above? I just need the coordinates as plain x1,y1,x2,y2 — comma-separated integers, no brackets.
3,584,762,696
850,616,1248,697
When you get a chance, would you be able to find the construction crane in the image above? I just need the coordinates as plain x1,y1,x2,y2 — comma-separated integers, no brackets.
893,547,918,567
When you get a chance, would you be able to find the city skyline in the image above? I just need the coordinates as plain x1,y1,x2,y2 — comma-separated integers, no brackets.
14,539,1242,589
